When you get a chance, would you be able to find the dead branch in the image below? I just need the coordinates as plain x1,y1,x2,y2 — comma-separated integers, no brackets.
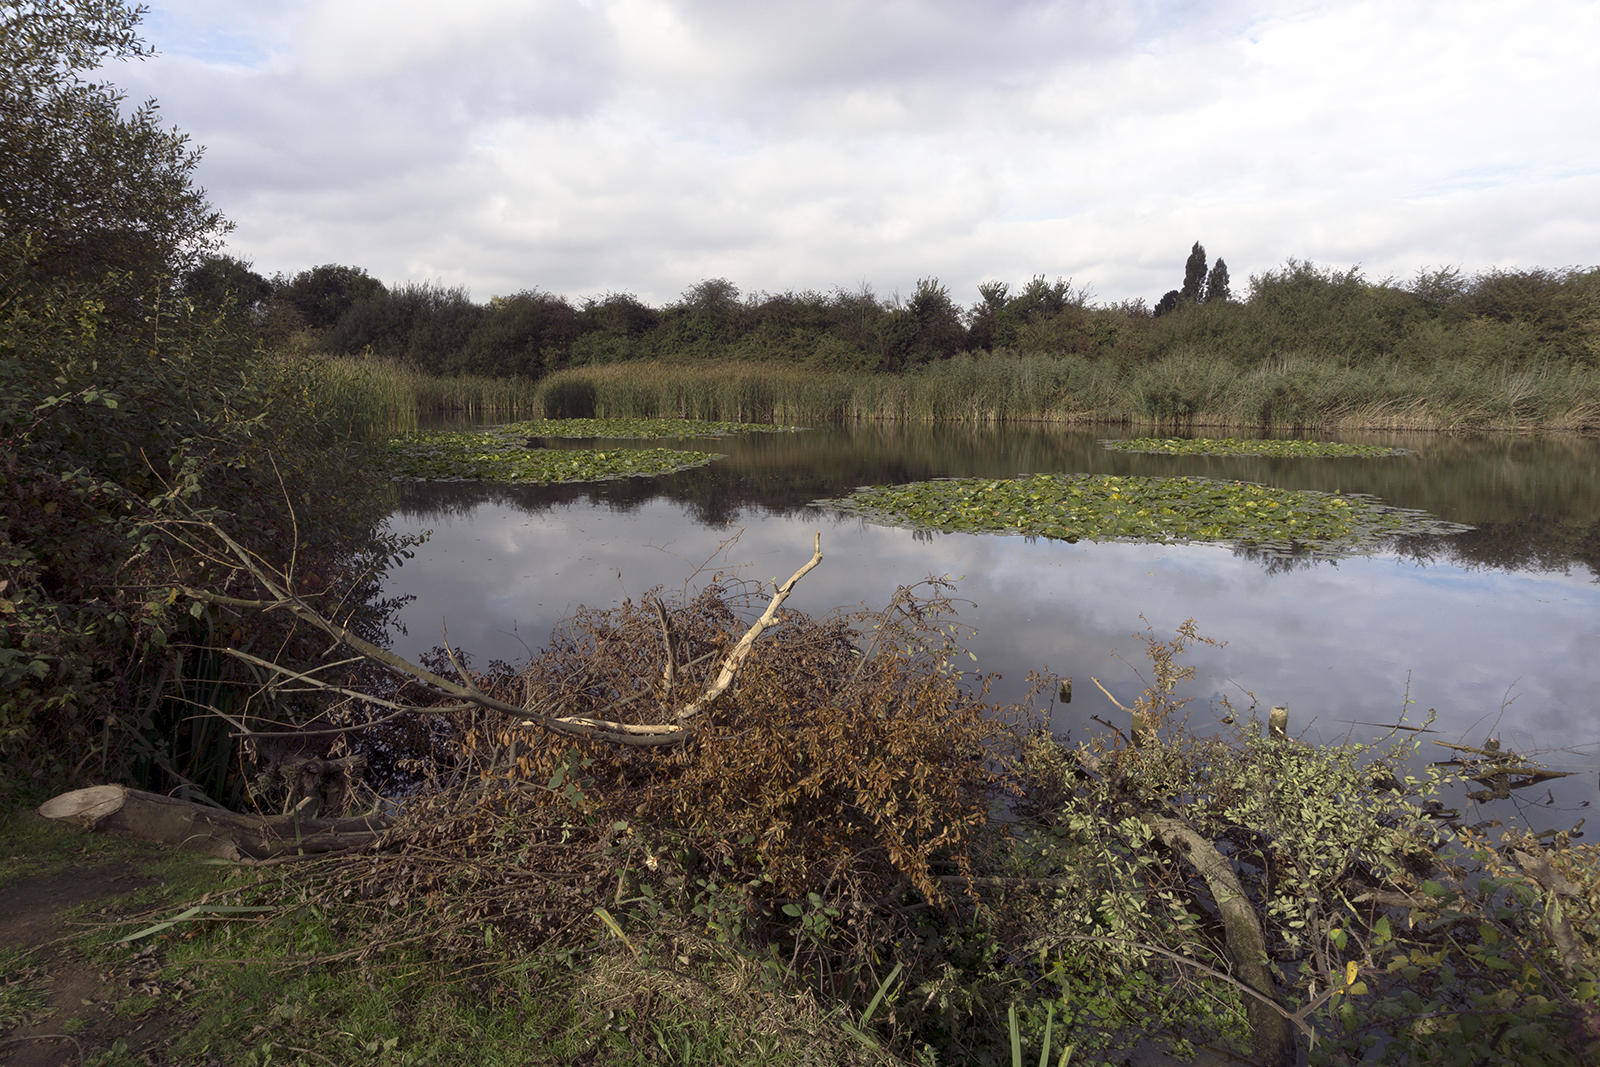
172,516,824,747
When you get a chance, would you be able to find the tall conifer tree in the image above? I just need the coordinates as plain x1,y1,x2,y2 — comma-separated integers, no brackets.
1204,259,1231,303
1181,241,1208,304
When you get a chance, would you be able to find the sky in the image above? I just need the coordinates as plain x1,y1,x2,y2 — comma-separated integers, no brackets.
119,0,1600,308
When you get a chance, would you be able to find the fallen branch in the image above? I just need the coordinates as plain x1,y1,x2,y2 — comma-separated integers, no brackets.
38,785,395,862
171,517,824,748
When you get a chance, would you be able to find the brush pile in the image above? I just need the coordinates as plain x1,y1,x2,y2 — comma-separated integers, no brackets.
271,573,1021,974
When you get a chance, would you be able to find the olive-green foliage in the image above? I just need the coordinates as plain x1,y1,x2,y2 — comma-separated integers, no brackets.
0,0,225,304
818,473,1470,556
0,3,403,801
272,263,388,331
0,253,402,797
290,254,1599,429
182,254,274,322
995,622,1600,1065
1102,436,1409,458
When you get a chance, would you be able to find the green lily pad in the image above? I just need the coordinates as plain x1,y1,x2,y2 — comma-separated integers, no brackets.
1102,436,1411,458
501,417,801,439
384,429,720,484
816,474,1471,557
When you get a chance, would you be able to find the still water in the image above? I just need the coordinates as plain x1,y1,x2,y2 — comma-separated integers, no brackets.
381,424,1600,817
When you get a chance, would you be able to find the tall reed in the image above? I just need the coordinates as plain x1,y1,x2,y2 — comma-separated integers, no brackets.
311,355,545,435
530,354,1600,432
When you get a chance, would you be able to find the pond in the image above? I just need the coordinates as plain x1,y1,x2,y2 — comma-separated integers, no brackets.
380,422,1600,819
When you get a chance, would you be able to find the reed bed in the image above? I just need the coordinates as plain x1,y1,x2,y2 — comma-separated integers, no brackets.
311,355,544,435
530,353,1600,433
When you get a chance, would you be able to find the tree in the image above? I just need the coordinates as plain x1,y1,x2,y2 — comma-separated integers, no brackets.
0,1,401,802
272,264,387,331
901,276,966,363
1154,289,1181,317
183,253,272,318
1181,241,1208,304
0,0,227,293
1204,258,1231,304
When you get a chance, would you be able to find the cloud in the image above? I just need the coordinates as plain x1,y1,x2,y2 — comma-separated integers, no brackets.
125,0,1600,302
379,491,1600,808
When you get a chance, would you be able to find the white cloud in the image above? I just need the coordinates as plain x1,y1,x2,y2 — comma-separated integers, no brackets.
125,0,1600,302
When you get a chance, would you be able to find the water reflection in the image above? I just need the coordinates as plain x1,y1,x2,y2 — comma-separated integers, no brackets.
380,424,1600,820
391,425,1600,578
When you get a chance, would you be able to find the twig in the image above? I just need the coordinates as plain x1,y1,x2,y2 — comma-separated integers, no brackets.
1091,677,1131,712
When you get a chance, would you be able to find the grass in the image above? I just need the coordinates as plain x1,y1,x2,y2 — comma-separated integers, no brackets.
0,948,49,1031
526,353,1600,432
312,355,545,435
0,793,886,1067
307,342,1600,435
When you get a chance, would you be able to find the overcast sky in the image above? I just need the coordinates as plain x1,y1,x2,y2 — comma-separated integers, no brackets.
122,0,1600,307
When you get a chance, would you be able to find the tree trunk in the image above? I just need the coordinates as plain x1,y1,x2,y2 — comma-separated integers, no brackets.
38,785,394,862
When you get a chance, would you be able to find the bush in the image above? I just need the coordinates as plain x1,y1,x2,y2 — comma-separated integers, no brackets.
991,621,1600,1065
0,1,405,801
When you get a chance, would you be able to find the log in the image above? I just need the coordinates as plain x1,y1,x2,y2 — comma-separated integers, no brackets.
1144,815,1297,1067
38,785,394,862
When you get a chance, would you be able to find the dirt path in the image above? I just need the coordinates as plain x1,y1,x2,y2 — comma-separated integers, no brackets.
0,822,194,1066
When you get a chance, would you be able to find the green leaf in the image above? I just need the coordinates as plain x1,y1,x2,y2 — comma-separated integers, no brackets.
120,904,274,942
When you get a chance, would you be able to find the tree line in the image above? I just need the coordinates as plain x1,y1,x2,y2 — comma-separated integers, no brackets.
194,245,1600,380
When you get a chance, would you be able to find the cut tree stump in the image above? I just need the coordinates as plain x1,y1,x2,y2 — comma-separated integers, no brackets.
38,785,394,862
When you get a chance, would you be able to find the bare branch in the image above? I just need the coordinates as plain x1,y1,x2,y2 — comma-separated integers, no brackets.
170,517,827,749
1091,676,1131,712
675,531,823,725
653,596,677,700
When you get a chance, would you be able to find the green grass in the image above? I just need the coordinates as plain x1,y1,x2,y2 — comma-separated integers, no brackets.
2,794,858,1067
817,473,1472,556
0,948,49,1031
312,355,545,435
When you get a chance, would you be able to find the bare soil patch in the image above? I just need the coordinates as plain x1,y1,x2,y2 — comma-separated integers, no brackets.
0,836,189,1066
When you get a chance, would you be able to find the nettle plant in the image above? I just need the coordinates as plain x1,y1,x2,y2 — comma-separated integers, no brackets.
1000,621,1599,1066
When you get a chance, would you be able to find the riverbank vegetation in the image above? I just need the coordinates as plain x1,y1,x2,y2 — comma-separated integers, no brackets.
221,247,1600,432
0,1,408,804
11,591,1598,1065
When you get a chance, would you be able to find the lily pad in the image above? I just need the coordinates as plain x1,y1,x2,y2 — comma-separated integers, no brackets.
502,417,801,439
816,474,1471,557
384,429,720,484
1102,436,1410,458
